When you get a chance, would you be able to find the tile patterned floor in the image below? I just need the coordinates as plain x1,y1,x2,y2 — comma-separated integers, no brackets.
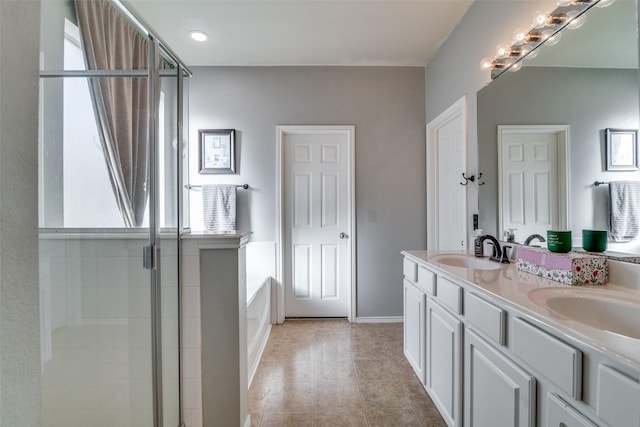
249,320,446,427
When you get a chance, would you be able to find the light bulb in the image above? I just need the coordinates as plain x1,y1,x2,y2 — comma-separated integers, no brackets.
480,57,495,70
495,43,511,57
596,0,615,7
517,45,533,57
532,10,550,28
566,13,586,29
512,28,528,44
509,62,523,72
544,31,562,46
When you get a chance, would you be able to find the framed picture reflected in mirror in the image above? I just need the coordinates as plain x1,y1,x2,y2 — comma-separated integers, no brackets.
605,128,638,171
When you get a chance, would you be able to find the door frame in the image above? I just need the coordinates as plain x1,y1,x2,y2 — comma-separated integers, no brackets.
275,125,356,324
497,125,571,236
426,96,467,252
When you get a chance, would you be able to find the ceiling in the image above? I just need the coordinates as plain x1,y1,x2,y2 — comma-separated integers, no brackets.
124,0,474,67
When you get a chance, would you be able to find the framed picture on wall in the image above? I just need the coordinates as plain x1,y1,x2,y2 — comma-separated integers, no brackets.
199,129,236,174
605,128,638,171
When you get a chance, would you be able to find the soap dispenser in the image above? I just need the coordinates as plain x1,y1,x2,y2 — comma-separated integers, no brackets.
504,228,516,243
474,229,483,257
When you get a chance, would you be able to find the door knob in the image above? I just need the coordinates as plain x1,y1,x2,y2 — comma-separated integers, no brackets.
339,232,348,239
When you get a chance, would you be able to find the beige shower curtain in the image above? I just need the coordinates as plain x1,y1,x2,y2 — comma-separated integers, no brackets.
75,0,153,227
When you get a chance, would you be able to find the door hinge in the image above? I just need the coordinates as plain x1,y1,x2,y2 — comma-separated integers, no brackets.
143,244,155,270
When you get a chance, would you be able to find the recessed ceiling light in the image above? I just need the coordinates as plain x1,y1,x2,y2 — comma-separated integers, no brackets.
189,30,209,42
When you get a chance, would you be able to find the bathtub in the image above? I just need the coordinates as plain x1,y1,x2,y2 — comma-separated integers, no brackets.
245,242,275,385
246,277,271,384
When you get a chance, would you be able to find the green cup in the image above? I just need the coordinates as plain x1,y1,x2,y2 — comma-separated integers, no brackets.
582,229,607,252
547,230,572,253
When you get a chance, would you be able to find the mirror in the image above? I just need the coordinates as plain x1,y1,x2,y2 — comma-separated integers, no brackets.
477,0,640,257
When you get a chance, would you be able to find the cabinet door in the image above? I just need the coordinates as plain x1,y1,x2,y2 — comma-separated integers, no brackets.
597,364,640,427
404,279,426,383
548,393,597,427
426,297,462,427
464,329,536,427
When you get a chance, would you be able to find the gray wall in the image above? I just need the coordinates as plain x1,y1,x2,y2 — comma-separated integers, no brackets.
0,1,42,425
189,66,426,317
425,0,559,244
477,67,640,252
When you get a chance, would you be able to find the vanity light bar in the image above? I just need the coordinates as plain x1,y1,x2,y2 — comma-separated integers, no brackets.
482,0,609,80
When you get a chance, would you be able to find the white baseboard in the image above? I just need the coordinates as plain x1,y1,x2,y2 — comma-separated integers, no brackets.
354,316,403,323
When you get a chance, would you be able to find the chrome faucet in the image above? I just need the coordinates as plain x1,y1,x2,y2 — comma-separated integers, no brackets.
479,235,509,263
524,234,546,246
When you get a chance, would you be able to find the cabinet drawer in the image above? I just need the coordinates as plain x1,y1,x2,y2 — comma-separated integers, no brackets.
465,292,505,345
547,393,596,427
417,266,436,296
436,276,462,314
597,365,640,427
512,318,582,399
403,258,418,282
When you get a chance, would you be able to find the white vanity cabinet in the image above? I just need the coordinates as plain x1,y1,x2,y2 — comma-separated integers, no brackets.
402,252,640,427
426,296,462,427
465,329,536,427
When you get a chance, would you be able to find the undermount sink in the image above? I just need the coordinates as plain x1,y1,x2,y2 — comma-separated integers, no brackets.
434,255,502,271
528,287,640,340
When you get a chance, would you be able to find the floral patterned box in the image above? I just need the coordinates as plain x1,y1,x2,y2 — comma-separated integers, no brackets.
516,247,608,286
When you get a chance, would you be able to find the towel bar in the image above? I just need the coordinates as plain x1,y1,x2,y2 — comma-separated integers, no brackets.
594,181,609,187
185,184,249,190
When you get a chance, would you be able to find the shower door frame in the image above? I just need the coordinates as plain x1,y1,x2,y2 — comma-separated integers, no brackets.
39,3,191,426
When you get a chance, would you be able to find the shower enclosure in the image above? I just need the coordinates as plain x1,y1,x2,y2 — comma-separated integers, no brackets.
38,1,189,426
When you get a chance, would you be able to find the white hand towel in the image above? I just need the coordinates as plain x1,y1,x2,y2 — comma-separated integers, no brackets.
608,181,640,242
202,184,237,233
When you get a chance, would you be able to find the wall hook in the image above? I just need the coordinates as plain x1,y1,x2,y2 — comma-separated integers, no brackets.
461,172,485,186
460,172,475,186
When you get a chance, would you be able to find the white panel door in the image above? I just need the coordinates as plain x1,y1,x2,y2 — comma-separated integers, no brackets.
437,121,467,251
500,129,558,243
427,97,467,253
283,130,350,317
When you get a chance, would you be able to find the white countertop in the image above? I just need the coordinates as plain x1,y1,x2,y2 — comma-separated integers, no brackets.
402,250,640,371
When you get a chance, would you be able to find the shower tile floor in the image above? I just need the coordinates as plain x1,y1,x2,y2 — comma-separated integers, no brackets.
249,320,446,427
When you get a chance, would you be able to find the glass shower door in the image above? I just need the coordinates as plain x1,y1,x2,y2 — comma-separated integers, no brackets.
39,5,186,426
38,75,157,427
